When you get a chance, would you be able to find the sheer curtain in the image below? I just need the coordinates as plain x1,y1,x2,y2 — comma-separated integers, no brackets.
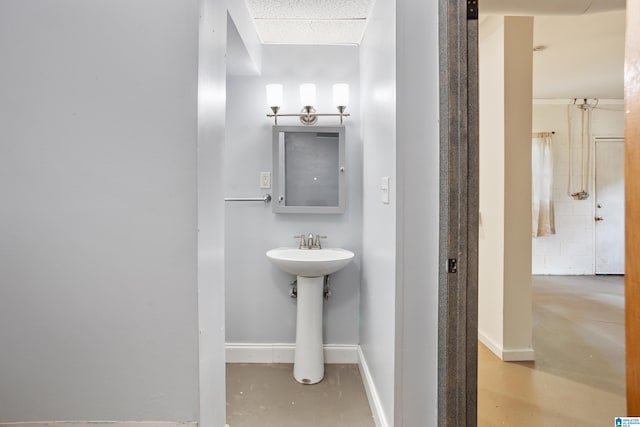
532,132,556,237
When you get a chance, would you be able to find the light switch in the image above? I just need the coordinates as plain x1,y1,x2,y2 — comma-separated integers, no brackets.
260,171,271,189
381,176,390,204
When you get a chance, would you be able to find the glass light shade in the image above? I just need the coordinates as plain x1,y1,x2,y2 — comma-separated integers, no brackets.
333,84,349,107
266,84,283,107
300,83,317,107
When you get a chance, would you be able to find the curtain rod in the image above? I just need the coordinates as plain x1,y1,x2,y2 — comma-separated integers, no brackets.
532,131,555,137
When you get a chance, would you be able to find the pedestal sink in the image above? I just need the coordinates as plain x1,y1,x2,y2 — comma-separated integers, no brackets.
266,247,354,384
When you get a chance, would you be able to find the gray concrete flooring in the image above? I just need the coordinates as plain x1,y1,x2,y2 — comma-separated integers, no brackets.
226,363,375,427
479,274,626,426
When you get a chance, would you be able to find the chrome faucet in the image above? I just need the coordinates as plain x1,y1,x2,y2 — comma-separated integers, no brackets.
293,234,327,249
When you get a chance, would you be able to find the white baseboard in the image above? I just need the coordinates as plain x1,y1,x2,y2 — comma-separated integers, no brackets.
225,343,358,364
478,330,535,362
502,347,536,362
357,347,389,427
478,330,503,358
0,423,195,427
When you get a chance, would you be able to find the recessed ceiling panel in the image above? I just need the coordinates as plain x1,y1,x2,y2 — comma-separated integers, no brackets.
255,19,367,45
246,0,372,19
245,0,374,44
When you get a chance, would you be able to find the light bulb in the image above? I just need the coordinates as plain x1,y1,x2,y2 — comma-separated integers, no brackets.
300,83,317,107
333,83,349,107
266,84,283,108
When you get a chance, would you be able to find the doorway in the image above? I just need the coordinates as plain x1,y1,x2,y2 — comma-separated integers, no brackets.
476,6,628,426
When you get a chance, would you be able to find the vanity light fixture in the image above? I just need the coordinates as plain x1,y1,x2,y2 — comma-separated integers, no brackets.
266,83,350,125
266,83,283,124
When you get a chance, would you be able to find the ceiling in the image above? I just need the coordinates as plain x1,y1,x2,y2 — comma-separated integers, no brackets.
481,0,625,15
245,0,374,45
244,0,625,45
242,0,626,99
532,10,625,99
485,0,625,100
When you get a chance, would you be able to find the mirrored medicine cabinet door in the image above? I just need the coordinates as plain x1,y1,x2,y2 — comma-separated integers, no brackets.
272,126,345,214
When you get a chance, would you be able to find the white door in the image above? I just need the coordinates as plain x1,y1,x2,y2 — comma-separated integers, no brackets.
595,138,625,274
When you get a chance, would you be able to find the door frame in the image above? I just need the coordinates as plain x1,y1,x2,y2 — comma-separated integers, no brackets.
624,1,640,414
438,0,479,424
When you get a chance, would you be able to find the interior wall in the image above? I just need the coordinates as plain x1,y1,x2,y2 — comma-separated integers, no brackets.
478,15,506,350
224,45,362,345
532,103,625,274
226,0,262,74
197,1,228,426
394,0,441,423
359,0,396,423
0,0,203,421
503,16,534,355
478,15,534,361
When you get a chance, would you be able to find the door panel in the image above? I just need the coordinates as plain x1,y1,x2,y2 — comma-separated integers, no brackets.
595,138,625,274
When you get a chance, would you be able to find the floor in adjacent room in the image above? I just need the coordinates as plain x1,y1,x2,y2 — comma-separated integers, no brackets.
479,274,626,426
226,275,625,426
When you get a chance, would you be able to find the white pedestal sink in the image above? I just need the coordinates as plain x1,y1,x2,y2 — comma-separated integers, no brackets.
266,247,354,384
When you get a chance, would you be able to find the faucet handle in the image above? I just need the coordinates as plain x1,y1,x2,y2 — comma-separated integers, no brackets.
314,234,327,249
293,234,307,249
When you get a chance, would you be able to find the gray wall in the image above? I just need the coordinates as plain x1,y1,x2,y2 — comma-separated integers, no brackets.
360,1,441,425
359,0,397,424
198,1,228,426
394,0,440,423
225,45,362,345
0,0,202,421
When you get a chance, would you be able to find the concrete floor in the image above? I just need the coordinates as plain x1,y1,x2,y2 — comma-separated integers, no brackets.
226,363,375,427
227,275,626,426
478,274,626,426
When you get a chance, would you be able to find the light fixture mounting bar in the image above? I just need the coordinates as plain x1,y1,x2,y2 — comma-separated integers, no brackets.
266,112,351,125
266,113,351,118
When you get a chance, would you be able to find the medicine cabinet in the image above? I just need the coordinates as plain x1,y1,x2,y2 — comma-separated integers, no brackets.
272,126,345,214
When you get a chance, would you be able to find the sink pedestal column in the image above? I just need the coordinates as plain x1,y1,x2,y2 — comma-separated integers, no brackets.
293,275,324,384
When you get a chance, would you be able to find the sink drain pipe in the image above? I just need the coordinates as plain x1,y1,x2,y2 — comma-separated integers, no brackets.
289,276,331,300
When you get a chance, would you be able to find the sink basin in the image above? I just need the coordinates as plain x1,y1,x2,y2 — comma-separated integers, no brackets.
266,247,354,277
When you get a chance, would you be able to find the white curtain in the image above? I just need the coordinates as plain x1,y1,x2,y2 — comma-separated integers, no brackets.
532,132,556,237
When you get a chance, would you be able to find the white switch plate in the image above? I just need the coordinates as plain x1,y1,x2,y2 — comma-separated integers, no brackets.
260,171,271,189
381,176,390,204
